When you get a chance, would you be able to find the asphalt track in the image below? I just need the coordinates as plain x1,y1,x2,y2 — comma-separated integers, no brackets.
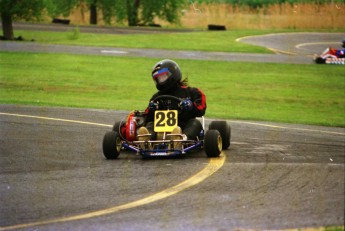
0,25,345,230
0,105,344,231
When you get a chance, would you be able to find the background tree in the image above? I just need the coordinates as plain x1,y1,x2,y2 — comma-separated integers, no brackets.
123,0,185,26
89,0,97,24
0,0,186,40
49,0,99,24
0,0,47,40
99,0,126,25
47,0,81,18
140,0,185,26
58,0,186,27
48,0,124,26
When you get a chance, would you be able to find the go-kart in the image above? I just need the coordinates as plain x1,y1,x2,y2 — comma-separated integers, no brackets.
314,47,345,65
102,95,231,159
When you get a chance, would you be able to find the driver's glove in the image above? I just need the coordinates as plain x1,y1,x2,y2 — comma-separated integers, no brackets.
180,98,193,111
148,101,159,111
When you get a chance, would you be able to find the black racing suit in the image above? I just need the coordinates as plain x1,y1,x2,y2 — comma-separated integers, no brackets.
145,84,206,140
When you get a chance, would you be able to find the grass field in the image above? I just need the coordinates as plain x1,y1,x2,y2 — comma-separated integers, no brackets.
1,52,344,127
14,29,274,53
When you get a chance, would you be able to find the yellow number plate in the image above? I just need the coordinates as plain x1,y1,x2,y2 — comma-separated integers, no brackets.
154,110,178,132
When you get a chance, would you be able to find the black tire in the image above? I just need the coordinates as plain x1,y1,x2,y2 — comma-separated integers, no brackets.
204,130,222,158
112,121,122,133
102,131,121,159
315,57,326,64
208,24,226,31
209,121,231,149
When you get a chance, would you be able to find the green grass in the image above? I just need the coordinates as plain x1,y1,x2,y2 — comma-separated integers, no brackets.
15,29,275,53
1,52,344,127
324,226,345,231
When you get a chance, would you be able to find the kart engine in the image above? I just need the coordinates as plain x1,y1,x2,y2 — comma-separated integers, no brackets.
124,111,146,141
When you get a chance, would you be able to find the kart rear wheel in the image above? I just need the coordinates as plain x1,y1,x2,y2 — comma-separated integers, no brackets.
102,131,121,159
204,130,222,158
209,121,231,149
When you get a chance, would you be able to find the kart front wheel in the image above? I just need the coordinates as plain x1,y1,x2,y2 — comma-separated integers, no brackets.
112,121,122,133
102,131,121,159
204,130,222,158
209,121,231,149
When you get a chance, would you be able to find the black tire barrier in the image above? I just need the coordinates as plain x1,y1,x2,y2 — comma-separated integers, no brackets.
52,18,70,25
137,23,162,27
208,24,226,31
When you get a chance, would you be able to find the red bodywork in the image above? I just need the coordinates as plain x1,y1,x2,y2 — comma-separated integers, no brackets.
121,111,146,141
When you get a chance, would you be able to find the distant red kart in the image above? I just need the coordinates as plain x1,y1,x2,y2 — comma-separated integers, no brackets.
314,47,345,65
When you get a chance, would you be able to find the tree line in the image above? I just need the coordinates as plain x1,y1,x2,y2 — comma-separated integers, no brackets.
0,0,185,40
197,0,343,9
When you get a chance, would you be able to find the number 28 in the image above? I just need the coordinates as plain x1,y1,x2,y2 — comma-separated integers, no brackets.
154,110,178,132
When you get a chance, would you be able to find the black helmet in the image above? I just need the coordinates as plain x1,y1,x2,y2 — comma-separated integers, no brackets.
152,59,182,91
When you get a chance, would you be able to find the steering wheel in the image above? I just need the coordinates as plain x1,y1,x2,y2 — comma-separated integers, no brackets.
152,95,183,111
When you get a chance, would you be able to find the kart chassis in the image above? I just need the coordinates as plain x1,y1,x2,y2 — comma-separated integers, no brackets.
119,117,206,158
102,95,230,159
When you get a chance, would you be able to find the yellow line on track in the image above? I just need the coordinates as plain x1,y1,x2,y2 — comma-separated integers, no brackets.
0,112,226,230
267,47,298,55
236,34,298,55
1,156,225,230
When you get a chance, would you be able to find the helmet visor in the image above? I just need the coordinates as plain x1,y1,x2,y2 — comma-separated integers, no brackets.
152,68,171,84
156,74,169,84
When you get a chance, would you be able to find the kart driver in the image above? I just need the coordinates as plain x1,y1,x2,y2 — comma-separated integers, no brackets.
138,59,206,148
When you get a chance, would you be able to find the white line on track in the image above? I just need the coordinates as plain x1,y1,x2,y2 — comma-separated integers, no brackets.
100,50,128,54
0,112,112,128
204,118,344,136
1,112,343,136
229,120,344,136
2,112,342,136
296,41,341,49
